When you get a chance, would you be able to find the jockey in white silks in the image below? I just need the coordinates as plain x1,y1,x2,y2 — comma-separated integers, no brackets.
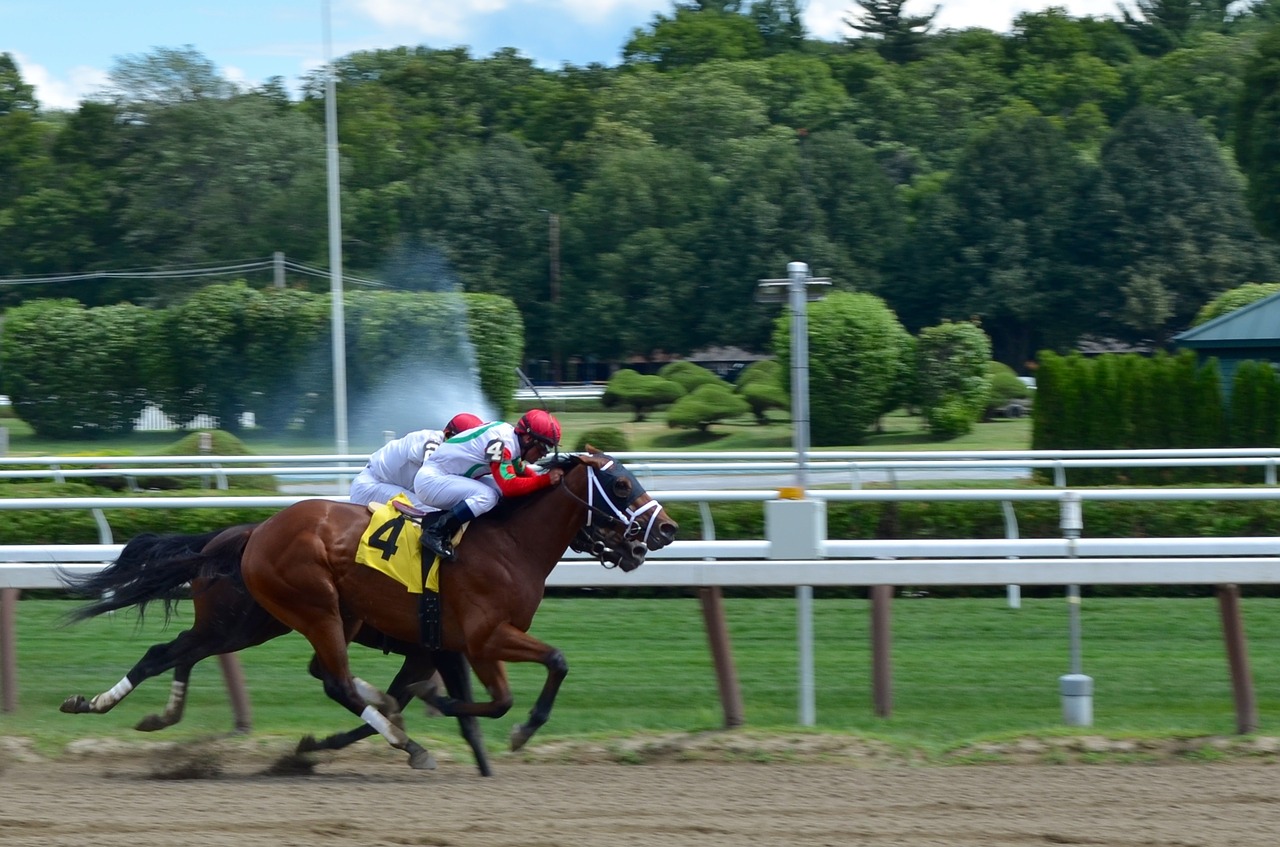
415,409,564,561
348,412,484,508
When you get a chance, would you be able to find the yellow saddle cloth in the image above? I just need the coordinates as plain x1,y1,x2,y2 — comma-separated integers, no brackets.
356,494,441,593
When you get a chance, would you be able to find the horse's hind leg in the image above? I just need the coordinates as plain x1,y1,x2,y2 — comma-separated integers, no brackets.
133,662,195,731
296,651,433,762
434,651,492,776
60,630,209,716
264,605,435,770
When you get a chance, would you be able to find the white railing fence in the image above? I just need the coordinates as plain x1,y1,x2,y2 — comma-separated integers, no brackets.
3,466,1278,733
6,447,1280,489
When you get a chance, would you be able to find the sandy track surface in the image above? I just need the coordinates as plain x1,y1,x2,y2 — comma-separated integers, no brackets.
2,740,1279,847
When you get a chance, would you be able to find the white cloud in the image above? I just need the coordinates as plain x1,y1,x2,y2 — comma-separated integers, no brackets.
9,53,109,111
804,0,852,41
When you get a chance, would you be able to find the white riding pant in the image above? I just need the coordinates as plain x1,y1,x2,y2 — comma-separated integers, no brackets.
349,469,421,509
414,470,501,518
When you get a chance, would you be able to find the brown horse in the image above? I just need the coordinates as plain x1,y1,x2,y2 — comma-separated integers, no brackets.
238,448,678,767
59,523,493,775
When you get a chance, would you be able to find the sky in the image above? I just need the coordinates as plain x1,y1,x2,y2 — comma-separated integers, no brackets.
4,0,1124,111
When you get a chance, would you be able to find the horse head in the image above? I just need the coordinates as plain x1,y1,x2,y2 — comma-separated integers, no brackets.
559,447,678,572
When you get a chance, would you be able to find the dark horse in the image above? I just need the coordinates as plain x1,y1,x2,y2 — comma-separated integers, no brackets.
236,448,677,767
59,523,493,774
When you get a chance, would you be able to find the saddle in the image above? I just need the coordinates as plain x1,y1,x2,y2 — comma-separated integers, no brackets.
357,496,449,648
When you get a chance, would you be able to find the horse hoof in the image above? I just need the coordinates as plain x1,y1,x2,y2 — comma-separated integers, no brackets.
59,695,89,714
408,749,437,770
296,735,321,754
510,724,534,752
134,714,170,732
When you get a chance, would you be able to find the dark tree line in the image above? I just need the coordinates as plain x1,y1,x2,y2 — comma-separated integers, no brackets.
3,0,1280,375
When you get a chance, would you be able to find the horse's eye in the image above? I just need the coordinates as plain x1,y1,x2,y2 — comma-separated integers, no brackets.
612,478,631,499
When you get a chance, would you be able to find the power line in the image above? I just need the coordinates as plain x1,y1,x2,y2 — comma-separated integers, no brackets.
0,256,391,289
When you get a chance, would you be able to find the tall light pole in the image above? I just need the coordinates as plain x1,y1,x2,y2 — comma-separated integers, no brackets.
757,262,830,725
756,263,831,488
323,0,349,455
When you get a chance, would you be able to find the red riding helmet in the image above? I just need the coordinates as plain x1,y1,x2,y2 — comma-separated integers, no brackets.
443,412,483,438
514,409,562,450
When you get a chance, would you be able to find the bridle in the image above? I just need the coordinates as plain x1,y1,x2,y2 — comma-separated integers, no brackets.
559,456,663,568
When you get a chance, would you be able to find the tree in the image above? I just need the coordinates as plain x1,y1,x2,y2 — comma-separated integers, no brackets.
1120,0,1235,55
0,53,37,114
735,359,788,423
0,55,46,213
658,361,728,393
417,134,561,361
1092,107,1279,339
915,321,993,438
845,0,939,63
750,0,806,53
102,45,235,110
0,299,159,438
666,382,752,432
1193,282,1280,325
1236,25,1280,241
773,291,908,445
900,107,1095,366
623,6,768,69
602,369,686,421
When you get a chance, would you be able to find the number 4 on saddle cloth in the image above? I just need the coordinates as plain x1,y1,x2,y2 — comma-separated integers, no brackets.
356,494,463,647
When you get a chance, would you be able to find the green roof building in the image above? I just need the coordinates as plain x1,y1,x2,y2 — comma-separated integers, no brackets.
1172,290,1280,398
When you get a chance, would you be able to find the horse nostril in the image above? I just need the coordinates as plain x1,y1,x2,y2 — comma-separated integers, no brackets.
660,522,678,539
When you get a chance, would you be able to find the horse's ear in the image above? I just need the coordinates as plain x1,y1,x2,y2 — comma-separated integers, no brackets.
584,443,603,455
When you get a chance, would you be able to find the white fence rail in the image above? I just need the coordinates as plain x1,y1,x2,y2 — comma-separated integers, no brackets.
3,486,1280,588
5,466,1280,727
7,448,1280,488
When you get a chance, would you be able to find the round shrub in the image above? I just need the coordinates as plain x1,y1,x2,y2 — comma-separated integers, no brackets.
925,394,975,439
574,427,632,453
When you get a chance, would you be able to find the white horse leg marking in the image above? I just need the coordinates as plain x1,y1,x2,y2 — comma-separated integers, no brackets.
88,676,134,712
359,704,410,747
353,677,381,706
158,679,187,721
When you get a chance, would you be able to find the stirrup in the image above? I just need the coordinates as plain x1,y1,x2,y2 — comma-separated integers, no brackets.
422,529,454,562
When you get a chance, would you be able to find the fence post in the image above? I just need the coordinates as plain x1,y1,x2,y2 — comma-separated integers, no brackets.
696,501,744,728
1,588,17,712
765,490,825,726
1216,584,1258,734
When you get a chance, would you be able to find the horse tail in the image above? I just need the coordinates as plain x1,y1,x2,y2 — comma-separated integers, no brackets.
61,523,258,624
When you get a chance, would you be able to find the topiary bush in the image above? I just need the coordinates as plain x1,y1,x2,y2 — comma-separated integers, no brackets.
666,383,751,433
574,427,632,453
602,368,685,421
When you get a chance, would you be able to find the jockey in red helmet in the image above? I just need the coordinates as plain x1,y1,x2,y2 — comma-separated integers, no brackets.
415,410,565,561
348,412,483,508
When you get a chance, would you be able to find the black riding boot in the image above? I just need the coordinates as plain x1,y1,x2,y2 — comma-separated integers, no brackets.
420,511,460,562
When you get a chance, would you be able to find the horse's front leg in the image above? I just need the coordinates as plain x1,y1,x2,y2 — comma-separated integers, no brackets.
505,646,567,752
420,623,568,752
299,650,437,754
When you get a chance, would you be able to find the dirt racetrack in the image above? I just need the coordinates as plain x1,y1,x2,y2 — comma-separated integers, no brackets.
3,737,1280,847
